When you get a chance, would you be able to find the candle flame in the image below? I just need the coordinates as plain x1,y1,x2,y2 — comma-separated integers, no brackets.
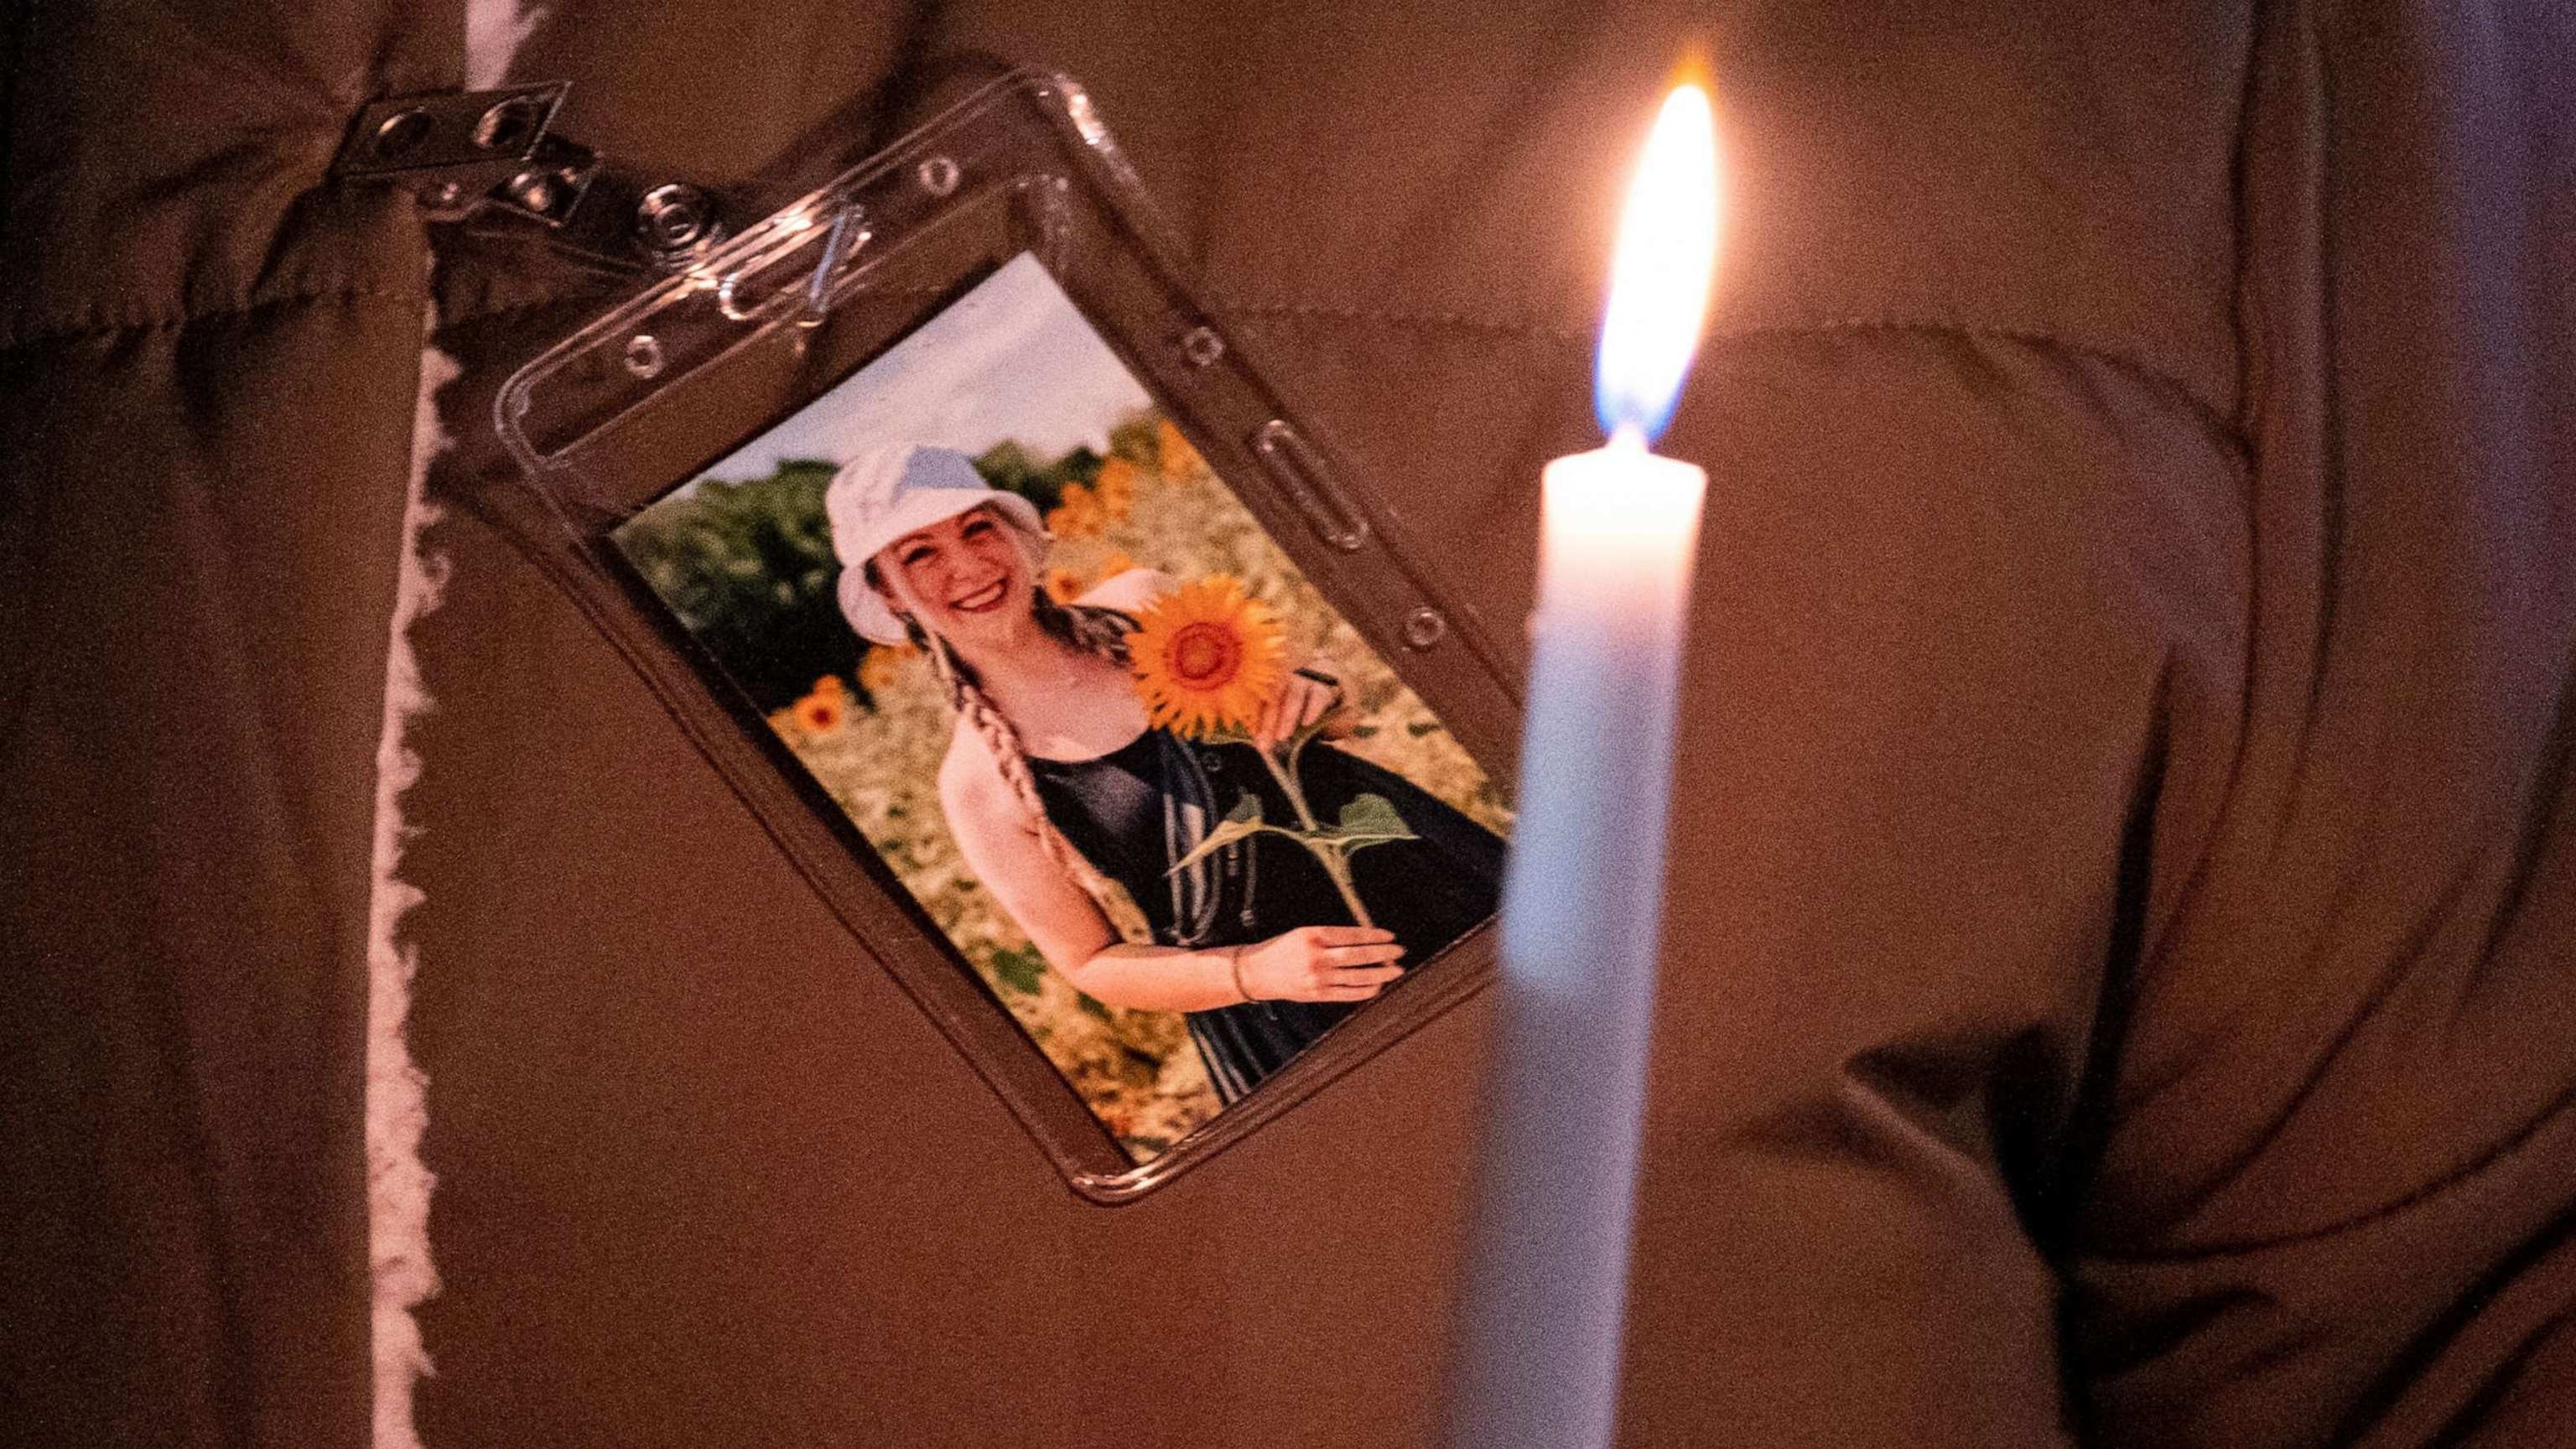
1595,83,1720,444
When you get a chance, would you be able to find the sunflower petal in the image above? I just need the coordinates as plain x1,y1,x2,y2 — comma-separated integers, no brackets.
1127,574,1289,739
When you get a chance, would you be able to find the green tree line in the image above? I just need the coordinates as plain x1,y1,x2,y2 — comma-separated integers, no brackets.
616,428,1146,712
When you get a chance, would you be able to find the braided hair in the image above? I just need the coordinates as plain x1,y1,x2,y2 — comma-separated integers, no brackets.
878,561,1141,911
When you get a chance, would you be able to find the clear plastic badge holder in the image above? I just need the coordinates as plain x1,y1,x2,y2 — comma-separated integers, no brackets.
496,70,1519,1202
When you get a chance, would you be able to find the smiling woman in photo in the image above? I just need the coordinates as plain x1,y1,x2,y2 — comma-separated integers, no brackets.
826,443,1504,1101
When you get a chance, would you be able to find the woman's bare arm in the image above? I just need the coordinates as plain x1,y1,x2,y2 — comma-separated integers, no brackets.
938,725,1245,1010
937,725,1402,1009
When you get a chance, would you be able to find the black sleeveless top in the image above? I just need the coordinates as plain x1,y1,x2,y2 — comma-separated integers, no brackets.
1029,730,1504,1102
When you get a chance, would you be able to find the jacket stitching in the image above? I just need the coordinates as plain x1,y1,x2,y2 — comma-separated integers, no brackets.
1217,299,1586,345
0,285,416,354
1217,301,2239,448
1716,316,2242,448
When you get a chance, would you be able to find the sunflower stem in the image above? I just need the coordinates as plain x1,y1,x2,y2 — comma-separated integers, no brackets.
1254,738,1376,930
1266,731,1322,832
1318,853,1375,932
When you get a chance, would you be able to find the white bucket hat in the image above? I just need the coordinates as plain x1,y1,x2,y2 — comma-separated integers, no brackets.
825,444,1048,644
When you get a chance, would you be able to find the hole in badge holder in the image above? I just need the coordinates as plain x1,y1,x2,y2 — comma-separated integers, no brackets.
1180,326,1225,367
917,155,962,197
1402,607,1447,651
622,334,665,378
714,270,759,323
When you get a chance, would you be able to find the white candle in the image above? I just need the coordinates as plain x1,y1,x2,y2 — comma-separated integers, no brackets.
1446,82,1718,1449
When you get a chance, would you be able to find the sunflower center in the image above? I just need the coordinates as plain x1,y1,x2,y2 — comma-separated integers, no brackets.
1165,621,1244,688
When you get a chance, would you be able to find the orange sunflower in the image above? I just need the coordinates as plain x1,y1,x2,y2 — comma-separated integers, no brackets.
858,644,917,694
1128,575,1288,739
1091,456,1141,518
1046,481,1106,539
789,678,850,734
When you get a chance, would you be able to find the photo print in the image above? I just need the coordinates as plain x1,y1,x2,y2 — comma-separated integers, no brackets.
614,254,1511,1162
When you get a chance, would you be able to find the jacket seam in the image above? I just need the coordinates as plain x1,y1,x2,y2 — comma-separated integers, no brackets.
0,284,417,354
1716,316,2244,451
430,291,606,333
1215,299,1586,345
1213,301,2242,450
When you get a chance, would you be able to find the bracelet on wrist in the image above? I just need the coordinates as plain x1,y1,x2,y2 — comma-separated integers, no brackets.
1228,946,1258,1004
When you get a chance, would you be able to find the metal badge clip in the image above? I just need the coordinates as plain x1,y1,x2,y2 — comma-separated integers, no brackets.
333,86,731,272
333,85,588,220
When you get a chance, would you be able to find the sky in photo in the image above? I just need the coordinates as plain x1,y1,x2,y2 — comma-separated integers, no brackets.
700,252,1153,483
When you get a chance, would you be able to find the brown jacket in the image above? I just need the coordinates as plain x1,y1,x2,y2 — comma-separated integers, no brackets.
3,3,2569,1446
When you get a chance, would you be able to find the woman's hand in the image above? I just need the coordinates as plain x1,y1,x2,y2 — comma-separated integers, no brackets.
1253,664,1344,751
1235,925,1405,1003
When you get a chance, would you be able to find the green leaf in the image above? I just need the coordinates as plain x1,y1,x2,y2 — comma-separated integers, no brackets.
1326,792,1417,849
1293,793,1418,865
987,945,1046,995
1166,795,1270,875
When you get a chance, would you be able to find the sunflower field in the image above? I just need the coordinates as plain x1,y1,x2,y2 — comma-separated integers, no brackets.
626,413,1510,1162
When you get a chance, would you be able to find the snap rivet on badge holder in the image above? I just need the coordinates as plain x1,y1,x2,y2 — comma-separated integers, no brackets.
636,184,718,253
